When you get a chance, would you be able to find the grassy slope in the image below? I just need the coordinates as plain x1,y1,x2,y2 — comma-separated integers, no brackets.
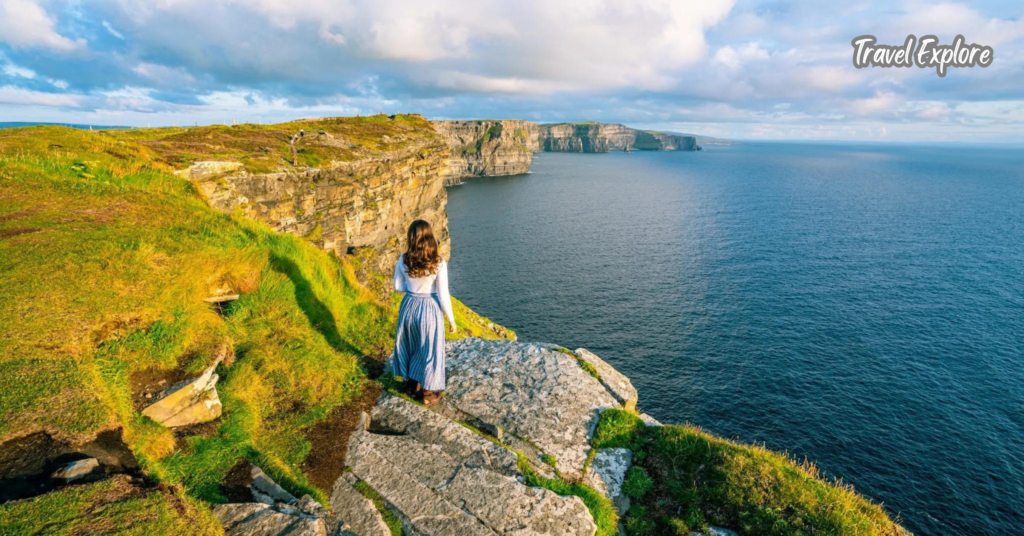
109,113,439,173
592,410,908,536
0,123,508,534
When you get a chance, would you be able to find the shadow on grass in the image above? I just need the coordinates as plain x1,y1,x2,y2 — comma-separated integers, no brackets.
269,253,358,356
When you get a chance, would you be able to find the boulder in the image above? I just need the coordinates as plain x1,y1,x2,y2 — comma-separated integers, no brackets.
585,448,632,514
444,339,619,478
330,476,391,536
51,458,100,481
574,348,638,411
142,358,223,428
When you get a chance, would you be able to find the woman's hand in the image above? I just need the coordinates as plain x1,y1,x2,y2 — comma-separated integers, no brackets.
449,321,458,334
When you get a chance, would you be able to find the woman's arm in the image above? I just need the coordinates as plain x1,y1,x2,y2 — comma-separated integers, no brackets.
436,261,456,332
393,256,406,292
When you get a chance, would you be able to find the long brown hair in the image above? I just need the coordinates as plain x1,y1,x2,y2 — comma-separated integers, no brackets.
403,220,441,277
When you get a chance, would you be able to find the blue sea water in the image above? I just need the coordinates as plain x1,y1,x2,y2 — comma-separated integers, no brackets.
444,143,1024,536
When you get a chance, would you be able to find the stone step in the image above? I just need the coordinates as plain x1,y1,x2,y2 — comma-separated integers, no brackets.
346,426,596,536
370,392,519,477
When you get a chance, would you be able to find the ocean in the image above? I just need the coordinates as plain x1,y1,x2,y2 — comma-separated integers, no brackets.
445,143,1024,536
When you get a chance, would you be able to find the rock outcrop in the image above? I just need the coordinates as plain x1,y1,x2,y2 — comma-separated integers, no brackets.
181,136,451,273
539,123,698,152
214,465,370,536
346,338,645,536
432,120,540,185
346,393,597,536
141,356,223,428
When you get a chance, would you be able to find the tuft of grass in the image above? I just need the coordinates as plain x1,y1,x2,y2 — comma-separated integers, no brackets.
622,466,654,500
352,478,403,536
593,409,910,536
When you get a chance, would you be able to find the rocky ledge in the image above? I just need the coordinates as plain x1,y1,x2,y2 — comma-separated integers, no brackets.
212,337,733,536
329,338,640,535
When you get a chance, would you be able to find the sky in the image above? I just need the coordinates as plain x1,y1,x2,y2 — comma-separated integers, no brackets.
0,0,1022,142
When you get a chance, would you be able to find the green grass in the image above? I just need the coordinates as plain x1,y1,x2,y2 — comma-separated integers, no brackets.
0,476,221,535
0,124,512,534
592,410,909,536
351,478,403,536
107,114,439,174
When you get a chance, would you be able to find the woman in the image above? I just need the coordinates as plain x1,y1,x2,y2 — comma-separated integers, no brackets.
392,220,456,405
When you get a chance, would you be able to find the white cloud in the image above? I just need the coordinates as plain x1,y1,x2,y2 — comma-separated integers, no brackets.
713,42,770,70
113,0,736,92
132,62,196,85
896,2,1024,46
0,0,85,51
0,85,82,106
103,20,125,39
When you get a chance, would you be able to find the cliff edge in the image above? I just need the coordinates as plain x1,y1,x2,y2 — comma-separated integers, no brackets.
540,122,699,152
432,120,540,185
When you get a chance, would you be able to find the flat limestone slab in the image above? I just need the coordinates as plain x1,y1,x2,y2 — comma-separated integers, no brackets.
347,433,496,536
331,477,391,536
442,466,596,536
585,448,632,515
347,426,597,535
371,392,519,477
444,339,619,478
574,348,638,411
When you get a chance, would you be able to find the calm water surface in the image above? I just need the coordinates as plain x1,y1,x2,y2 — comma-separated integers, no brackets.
445,143,1024,536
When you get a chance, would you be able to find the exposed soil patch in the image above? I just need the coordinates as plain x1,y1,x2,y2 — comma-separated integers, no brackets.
0,429,140,503
301,381,383,494
0,227,41,239
130,366,191,412
0,207,41,223
219,459,255,503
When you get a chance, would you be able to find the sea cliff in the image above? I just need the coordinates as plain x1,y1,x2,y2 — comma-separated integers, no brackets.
540,122,699,152
164,115,451,273
431,120,540,185
0,118,906,536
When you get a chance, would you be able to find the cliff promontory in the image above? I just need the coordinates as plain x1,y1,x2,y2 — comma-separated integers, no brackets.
540,122,699,152
1,119,906,536
151,115,451,272
432,120,540,185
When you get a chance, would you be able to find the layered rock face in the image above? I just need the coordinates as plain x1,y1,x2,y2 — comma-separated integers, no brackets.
181,139,450,272
432,120,540,185
540,122,698,152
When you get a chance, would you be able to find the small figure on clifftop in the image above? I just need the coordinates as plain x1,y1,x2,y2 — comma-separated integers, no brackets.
392,220,456,405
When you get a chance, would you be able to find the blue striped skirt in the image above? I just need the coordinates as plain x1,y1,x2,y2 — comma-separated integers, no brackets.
393,292,446,391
